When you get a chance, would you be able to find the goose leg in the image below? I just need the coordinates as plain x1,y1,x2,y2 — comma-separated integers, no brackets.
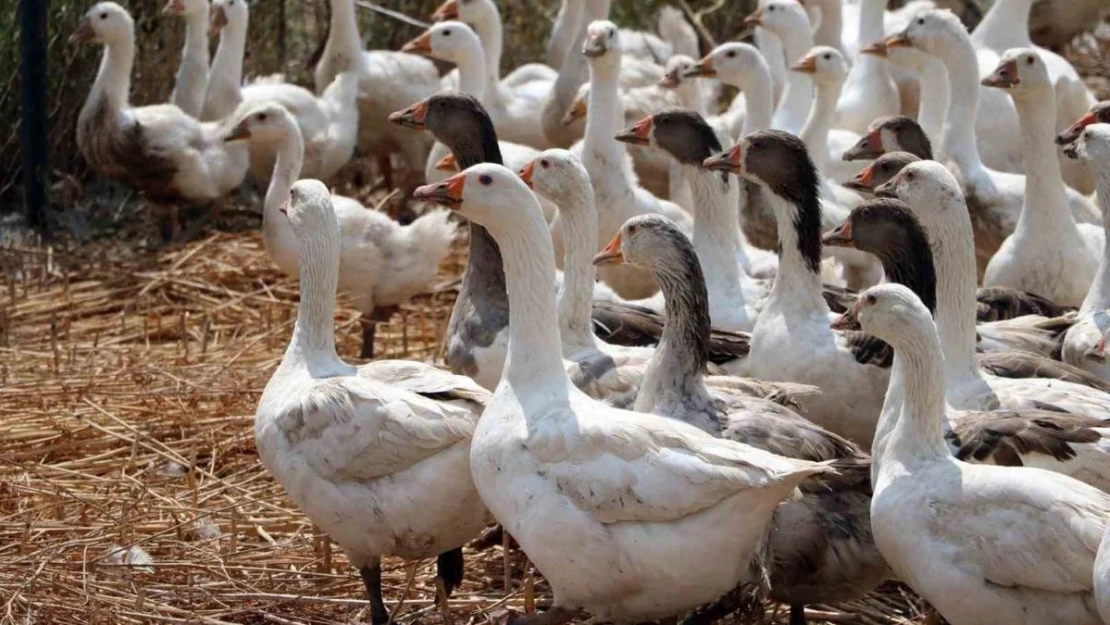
679,583,761,625
360,316,377,360
359,561,390,625
436,547,465,597
789,604,807,625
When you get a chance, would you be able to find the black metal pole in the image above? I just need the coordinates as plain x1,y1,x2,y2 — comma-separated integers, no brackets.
20,0,49,237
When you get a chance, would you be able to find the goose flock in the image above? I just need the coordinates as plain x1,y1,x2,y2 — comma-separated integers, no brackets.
70,0,1110,623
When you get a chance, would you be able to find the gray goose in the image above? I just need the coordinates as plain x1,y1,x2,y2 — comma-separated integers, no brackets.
596,213,885,625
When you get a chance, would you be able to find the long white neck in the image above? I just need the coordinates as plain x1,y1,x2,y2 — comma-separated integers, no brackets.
933,33,987,175
86,36,135,115
450,40,491,102
972,0,1034,50
541,0,609,147
755,27,787,109
1009,84,1082,241
280,218,343,375
767,192,828,315
551,180,602,357
858,0,885,49
914,53,947,143
488,197,570,393
739,59,776,136
1081,170,1110,313
800,78,843,173
316,0,362,92
583,57,632,198
204,14,247,119
171,7,210,116
546,0,582,68
771,24,815,133
812,0,845,56
472,8,504,85
876,322,952,480
918,194,983,388
686,166,749,326
263,126,306,262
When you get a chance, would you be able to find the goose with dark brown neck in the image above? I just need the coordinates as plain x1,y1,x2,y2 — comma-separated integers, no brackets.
845,157,1074,324
703,130,891,447
598,213,885,625
825,198,1107,391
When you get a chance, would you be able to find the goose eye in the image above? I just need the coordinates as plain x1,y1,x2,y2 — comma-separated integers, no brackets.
479,174,492,185
100,11,108,18
726,50,736,58
444,29,451,36
258,112,268,121
628,225,637,235
768,5,775,10
906,172,916,181
823,53,831,60
1026,56,1034,65
540,159,550,169
864,294,877,306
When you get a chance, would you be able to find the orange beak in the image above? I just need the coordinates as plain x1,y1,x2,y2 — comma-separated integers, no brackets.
981,58,1019,88
69,19,96,44
592,233,624,266
431,0,459,21
435,153,459,172
209,5,229,36
842,163,876,191
413,172,466,209
702,144,743,174
388,99,429,130
791,53,818,74
882,32,912,49
615,115,653,146
821,220,855,248
561,97,587,126
685,55,716,78
1058,112,1099,146
402,30,434,55
518,160,536,188
860,40,887,57
744,8,763,27
223,119,251,143
843,129,883,161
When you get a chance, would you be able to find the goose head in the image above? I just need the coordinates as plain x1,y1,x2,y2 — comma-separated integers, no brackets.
224,103,298,145
518,149,590,206
583,20,622,65
744,1,810,41
851,283,935,348
791,45,849,87
162,0,207,17
70,2,133,45
687,43,765,90
209,0,246,36
874,160,963,211
1057,101,1110,146
823,198,937,314
876,9,963,59
389,93,501,165
981,48,1051,96
617,109,722,166
660,55,697,89
594,214,695,275
843,115,932,161
561,83,590,126
283,179,338,240
414,163,538,231
401,21,482,64
704,129,818,200
843,152,922,194
1063,123,1110,164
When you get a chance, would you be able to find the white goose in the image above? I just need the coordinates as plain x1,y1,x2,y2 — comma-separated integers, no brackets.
880,9,1099,273
875,160,1110,419
832,0,900,136
981,49,1104,308
860,40,947,144
970,0,1097,194
792,46,865,183
313,0,439,190
224,104,456,360
853,282,1110,625
164,0,208,118
1062,125,1110,382
413,162,831,625
747,1,815,134
72,2,248,204
201,0,358,183
704,130,891,447
576,20,692,299
255,179,491,625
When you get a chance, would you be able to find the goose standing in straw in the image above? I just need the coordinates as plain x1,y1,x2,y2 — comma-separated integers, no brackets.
843,283,1110,625
255,179,491,625
414,163,832,625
